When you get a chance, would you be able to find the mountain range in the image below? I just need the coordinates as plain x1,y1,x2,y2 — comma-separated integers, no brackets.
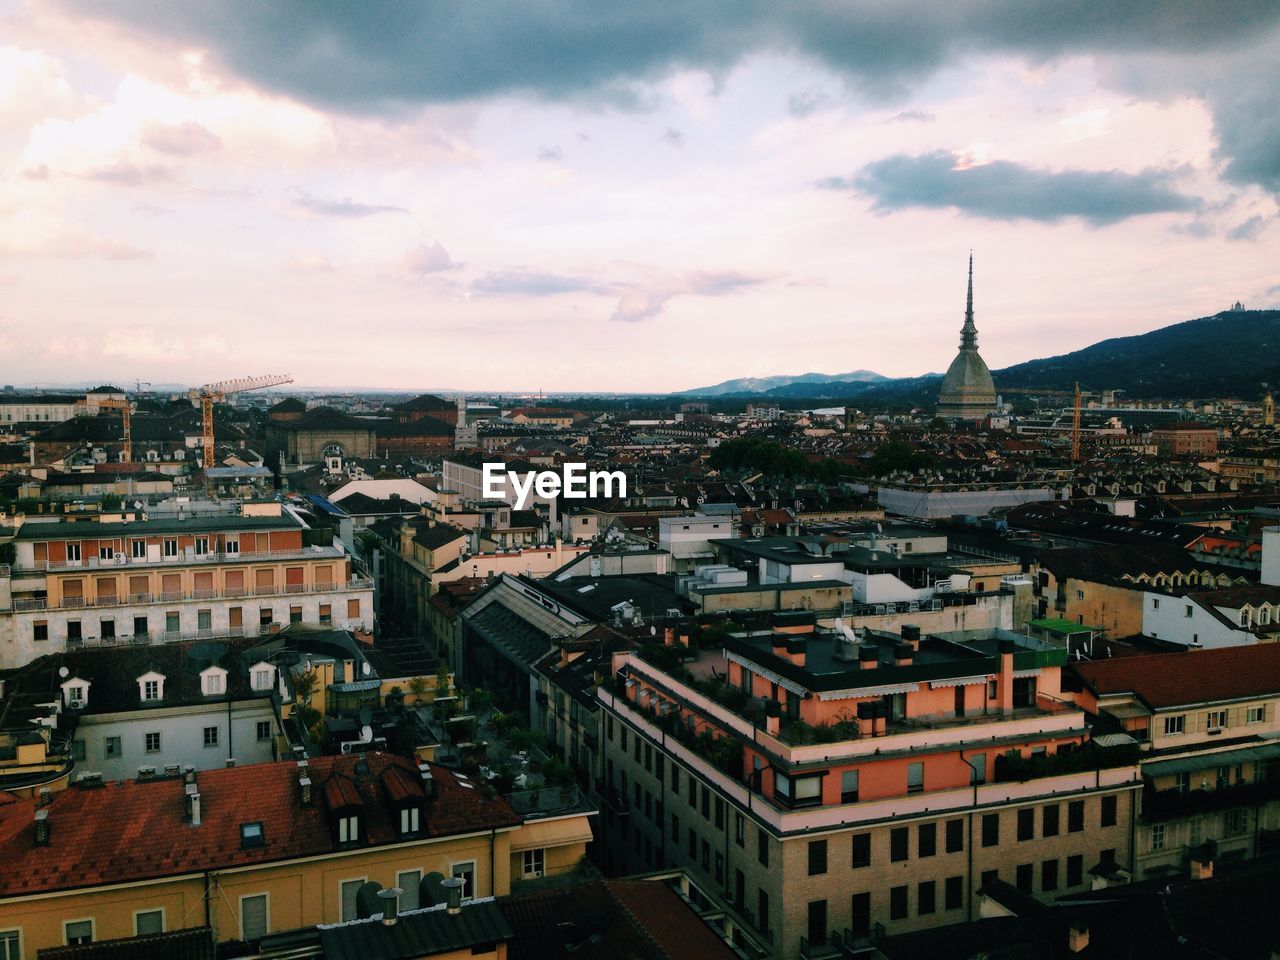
677,370,888,396
677,309,1280,401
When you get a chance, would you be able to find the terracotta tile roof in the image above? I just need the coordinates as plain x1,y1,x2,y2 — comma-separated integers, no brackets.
0,755,519,898
1070,644,1280,709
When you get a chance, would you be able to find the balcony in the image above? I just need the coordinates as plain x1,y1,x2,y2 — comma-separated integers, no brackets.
19,545,346,573
1143,779,1280,821
11,577,372,612
61,620,361,649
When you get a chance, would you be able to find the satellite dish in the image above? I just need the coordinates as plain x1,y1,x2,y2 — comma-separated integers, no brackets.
133,501,142,509
360,724,373,743
650,626,656,636
362,662,370,676
59,666,69,678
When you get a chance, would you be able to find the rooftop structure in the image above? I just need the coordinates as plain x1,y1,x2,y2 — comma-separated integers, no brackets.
937,256,998,421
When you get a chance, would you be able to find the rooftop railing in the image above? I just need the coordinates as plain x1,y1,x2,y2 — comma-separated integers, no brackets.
8,578,372,612
17,545,346,573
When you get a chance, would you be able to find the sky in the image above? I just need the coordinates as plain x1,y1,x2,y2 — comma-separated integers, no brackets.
0,1,1278,394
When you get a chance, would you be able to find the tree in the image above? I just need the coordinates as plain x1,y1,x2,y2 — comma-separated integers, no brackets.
407,675,429,704
292,668,319,707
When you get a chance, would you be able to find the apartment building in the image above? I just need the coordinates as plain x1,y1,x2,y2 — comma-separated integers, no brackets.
597,615,1140,960
0,753,595,956
0,508,374,669
1069,646,1280,878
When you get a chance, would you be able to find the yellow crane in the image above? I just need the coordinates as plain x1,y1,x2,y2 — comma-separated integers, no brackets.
189,374,293,470
95,396,134,463
1071,382,1083,463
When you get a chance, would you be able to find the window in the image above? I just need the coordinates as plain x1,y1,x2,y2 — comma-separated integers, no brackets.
1150,824,1165,851
133,615,148,637
982,813,1000,847
198,609,212,632
163,538,178,558
34,620,48,641
714,851,724,883
981,869,999,888
240,822,265,849
1041,859,1059,892
808,839,827,876
1015,864,1033,893
841,769,859,803
202,671,224,696
945,875,963,910
1017,808,1034,841
907,761,924,794
226,538,240,555
735,812,744,846
104,736,121,758
671,813,679,842
397,870,422,911
340,879,364,922
256,721,272,742
145,732,161,753
65,920,93,946
400,806,420,835
670,764,679,791
1101,795,1118,828
260,608,273,627
203,726,219,747
851,892,871,937
1248,705,1266,724
67,620,82,642
289,605,303,624
451,860,476,901
347,598,361,620
851,832,871,868
1076,589,1084,600
132,539,146,559
252,668,274,691
946,818,963,853
1043,804,1059,837
757,826,769,866
1067,854,1083,887
1185,604,1193,618
319,603,332,625
1206,709,1227,732
1067,800,1084,833
66,543,82,562
100,619,115,640
807,900,827,947
890,826,909,862
757,889,769,935
0,930,20,960
72,739,86,762
889,885,908,921
688,828,697,857
918,880,936,916
66,684,86,708
714,797,725,830
1225,808,1249,836
701,839,710,870
918,822,936,858
522,848,545,878
773,770,821,807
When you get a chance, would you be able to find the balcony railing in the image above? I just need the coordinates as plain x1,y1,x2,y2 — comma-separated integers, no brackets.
18,545,346,573
11,578,372,612
60,620,363,649
1143,779,1280,821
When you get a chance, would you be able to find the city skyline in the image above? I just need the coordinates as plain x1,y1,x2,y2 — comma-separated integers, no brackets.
0,2,1277,391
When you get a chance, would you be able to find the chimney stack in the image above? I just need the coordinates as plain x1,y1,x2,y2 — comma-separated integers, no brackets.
419,764,435,800
442,876,464,915
378,887,401,926
186,787,202,827
1067,924,1090,954
34,808,50,846
894,642,914,667
38,787,52,807
901,624,921,650
299,776,312,806
859,645,879,671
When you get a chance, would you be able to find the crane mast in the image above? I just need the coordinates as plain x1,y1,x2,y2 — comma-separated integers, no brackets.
189,373,293,471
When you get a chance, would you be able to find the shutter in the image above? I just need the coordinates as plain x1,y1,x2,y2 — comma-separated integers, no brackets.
63,579,83,598
128,575,149,597
340,880,362,922
241,894,267,942
161,573,181,594
285,567,304,586
225,570,245,591
315,565,334,586
194,571,214,592
255,569,275,590
398,871,421,911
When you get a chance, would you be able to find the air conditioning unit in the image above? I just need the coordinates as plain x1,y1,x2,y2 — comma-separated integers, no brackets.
114,554,126,565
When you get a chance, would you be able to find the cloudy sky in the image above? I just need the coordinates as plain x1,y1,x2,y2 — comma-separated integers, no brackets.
1,1,1277,393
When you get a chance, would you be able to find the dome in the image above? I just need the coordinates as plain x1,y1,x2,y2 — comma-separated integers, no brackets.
936,255,998,421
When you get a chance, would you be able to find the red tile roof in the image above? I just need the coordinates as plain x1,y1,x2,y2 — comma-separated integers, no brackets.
1070,644,1280,709
0,755,519,898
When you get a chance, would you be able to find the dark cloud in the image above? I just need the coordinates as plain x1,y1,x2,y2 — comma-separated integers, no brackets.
1227,215,1267,241
839,151,1199,226
60,1,1280,193
141,121,222,156
471,269,607,297
293,189,407,217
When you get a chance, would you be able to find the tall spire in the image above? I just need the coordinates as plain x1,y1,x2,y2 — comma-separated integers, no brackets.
960,252,977,350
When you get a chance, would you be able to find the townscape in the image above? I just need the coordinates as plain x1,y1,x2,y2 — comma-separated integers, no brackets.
3,276,1280,960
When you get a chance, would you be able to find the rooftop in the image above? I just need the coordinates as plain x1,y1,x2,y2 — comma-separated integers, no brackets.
1071,644,1280,710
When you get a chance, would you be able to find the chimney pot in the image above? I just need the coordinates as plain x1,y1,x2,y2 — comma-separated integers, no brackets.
34,808,50,846
1068,924,1090,953
378,887,402,926
299,776,312,805
187,790,202,827
442,876,464,915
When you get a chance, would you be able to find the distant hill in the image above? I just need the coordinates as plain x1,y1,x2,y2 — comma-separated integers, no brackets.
677,370,887,396
735,309,1280,403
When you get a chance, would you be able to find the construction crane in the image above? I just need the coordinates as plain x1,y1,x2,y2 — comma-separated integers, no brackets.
189,374,293,470
95,397,133,463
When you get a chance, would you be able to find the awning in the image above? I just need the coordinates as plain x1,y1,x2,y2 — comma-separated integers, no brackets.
1143,739,1280,779
929,676,988,689
818,682,919,701
329,679,381,693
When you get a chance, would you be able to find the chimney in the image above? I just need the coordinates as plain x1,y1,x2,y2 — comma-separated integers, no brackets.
442,876,464,915
893,642,914,667
378,887,401,926
1067,924,1090,953
901,624,920,650
225,758,237,768
764,699,781,737
419,764,436,800
786,637,807,668
299,776,312,806
186,786,202,827
38,787,52,807
1190,847,1214,880
996,639,1016,710
34,808,50,846
183,765,196,785
859,644,879,671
